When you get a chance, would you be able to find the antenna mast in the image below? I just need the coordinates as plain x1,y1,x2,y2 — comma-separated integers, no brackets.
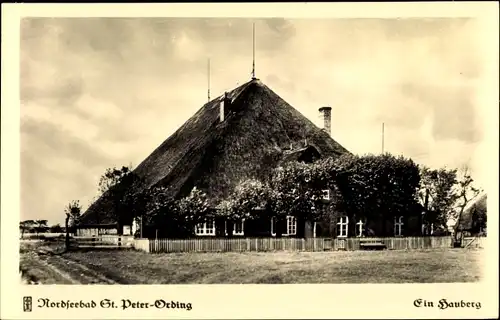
207,58,211,102
382,122,385,154
251,22,256,80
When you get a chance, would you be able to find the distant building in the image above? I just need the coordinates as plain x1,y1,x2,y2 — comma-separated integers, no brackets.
456,193,487,237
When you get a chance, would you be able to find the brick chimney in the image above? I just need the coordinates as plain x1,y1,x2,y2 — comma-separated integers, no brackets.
318,106,332,136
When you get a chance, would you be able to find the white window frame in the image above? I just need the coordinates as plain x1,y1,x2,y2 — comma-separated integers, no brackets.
337,216,349,238
195,220,216,236
394,216,404,236
421,211,426,235
322,189,330,200
355,219,365,237
224,219,245,236
286,216,297,236
122,225,131,236
234,219,245,236
271,217,276,236
271,216,297,236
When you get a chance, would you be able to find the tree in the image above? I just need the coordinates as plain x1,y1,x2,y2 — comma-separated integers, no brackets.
418,166,458,233
453,165,482,242
97,166,146,234
267,161,331,237
142,186,178,238
19,220,35,238
98,166,131,195
217,179,270,220
216,179,271,237
64,200,82,250
329,153,421,235
67,201,82,228
176,187,211,236
33,220,49,235
49,224,64,233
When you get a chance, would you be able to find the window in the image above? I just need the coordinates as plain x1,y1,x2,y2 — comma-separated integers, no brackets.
356,219,365,237
322,189,330,200
234,219,245,235
337,216,348,238
421,211,427,235
122,225,131,236
271,217,276,236
286,216,297,235
225,219,245,236
195,220,215,236
271,216,297,236
394,216,404,236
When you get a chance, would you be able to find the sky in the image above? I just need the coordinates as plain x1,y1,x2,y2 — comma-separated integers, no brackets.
20,17,489,225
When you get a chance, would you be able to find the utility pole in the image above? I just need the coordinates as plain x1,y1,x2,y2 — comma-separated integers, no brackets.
207,58,211,102
251,22,256,80
382,122,385,154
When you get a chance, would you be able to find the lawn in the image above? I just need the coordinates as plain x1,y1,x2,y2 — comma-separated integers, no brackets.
59,247,483,284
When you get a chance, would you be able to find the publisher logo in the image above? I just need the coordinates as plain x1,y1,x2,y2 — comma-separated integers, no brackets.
23,296,32,312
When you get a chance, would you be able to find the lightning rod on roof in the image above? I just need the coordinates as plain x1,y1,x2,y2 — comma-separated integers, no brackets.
251,22,256,80
207,58,211,102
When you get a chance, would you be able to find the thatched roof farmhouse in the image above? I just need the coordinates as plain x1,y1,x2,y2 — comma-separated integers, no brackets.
78,78,349,232
457,193,487,234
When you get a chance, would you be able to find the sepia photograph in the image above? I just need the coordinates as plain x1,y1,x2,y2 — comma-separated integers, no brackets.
18,16,490,285
2,3,498,319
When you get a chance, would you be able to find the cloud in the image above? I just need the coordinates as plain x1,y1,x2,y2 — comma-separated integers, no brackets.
20,17,488,224
20,118,109,168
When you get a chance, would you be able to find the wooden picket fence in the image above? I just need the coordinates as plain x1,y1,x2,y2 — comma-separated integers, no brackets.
333,236,454,251
73,235,135,248
132,236,484,254
463,236,485,249
139,237,327,253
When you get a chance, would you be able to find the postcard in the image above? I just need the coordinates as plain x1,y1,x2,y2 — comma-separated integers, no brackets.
1,2,499,319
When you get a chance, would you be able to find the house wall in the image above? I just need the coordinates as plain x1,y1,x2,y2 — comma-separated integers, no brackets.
304,220,314,238
328,214,423,238
245,217,272,237
145,207,423,239
313,220,330,237
77,227,117,237
76,225,133,237
405,215,422,236
192,216,313,238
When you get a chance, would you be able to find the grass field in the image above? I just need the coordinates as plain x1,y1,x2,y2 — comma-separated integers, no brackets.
20,241,484,284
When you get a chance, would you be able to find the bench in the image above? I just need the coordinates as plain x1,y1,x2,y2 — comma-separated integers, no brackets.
360,242,387,250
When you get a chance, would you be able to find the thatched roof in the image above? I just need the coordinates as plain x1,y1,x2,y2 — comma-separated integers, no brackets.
79,78,349,225
457,193,487,230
